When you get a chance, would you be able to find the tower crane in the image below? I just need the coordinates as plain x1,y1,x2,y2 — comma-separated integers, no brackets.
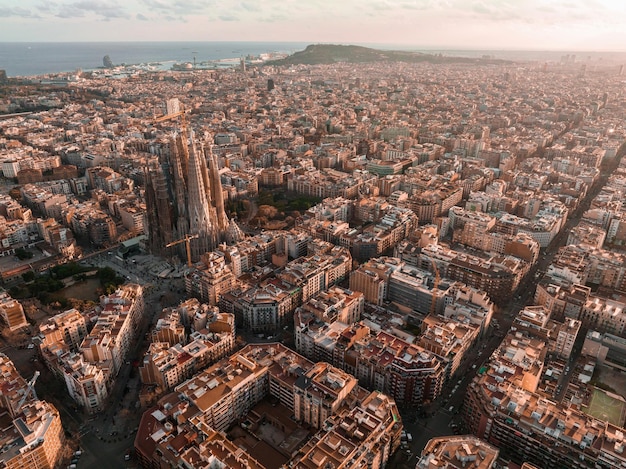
153,104,190,133
16,370,39,412
153,108,188,126
165,234,199,267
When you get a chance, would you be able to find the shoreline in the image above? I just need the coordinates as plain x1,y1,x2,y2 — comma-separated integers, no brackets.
2,42,626,79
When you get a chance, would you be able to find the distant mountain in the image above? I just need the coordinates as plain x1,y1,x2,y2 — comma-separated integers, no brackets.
266,44,511,66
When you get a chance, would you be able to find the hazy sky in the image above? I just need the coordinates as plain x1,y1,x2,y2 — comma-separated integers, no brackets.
1,0,625,50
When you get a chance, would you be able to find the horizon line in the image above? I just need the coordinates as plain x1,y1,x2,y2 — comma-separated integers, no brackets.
0,40,625,54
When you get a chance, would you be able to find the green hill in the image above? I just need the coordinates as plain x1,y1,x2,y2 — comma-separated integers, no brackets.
266,44,510,66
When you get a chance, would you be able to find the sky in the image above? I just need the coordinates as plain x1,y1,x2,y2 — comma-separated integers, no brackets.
0,0,625,51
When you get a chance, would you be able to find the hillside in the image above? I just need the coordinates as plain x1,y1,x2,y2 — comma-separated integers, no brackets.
266,44,510,66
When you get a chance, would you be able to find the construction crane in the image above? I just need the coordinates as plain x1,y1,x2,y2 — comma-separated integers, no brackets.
153,103,190,132
165,234,199,267
429,259,440,317
154,108,187,125
16,371,39,412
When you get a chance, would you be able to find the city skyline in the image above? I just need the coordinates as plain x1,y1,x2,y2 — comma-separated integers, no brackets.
1,0,625,51
2,12,626,467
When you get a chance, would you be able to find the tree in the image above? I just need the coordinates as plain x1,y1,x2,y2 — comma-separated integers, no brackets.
98,266,117,285
254,216,268,227
21,271,35,282
258,205,278,219
8,188,21,200
15,248,33,260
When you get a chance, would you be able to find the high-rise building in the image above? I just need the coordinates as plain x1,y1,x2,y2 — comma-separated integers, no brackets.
145,130,231,262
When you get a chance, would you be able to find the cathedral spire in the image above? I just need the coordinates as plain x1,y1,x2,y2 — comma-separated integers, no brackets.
205,136,230,232
186,136,217,260
145,102,233,264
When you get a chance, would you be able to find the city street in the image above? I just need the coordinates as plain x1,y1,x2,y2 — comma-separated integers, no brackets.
0,28,624,469
393,189,594,464
0,144,617,468
78,419,139,469
388,325,503,467
65,255,186,468
0,251,189,468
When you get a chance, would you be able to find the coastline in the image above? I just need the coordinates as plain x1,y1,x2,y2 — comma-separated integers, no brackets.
2,41,626,79
0,41,308,78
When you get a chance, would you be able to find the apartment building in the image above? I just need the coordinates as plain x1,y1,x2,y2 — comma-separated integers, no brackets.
464,373,626,469
442,284,495,337
185,251,236,305
150,309,186,346
61,353,109,413
0,290,28,331
0,353,34,418
287,168,377,199
220,280,297,332
299,205,417,262
445,255,521,305
80,284,144,376
295,315,448,407
140,308,235,392
219,247,351,332
0,354,65,469
307,196,354,223
39,308,87,350
37,285,143,413
294,362,358,428
580,297,626,337
448,206,496,232
217,231,284,276
582,330,626,368
277,248,351,303
0,401,65,469
296,286,364,326
37,217,78,258
416,435,499,469
419,314,480,380
462,317,626,469
136,344,401,469
554,318,582,359
349,257,401,305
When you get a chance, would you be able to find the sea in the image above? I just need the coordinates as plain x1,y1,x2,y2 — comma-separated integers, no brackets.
1,41,625,78
0,41,312,77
